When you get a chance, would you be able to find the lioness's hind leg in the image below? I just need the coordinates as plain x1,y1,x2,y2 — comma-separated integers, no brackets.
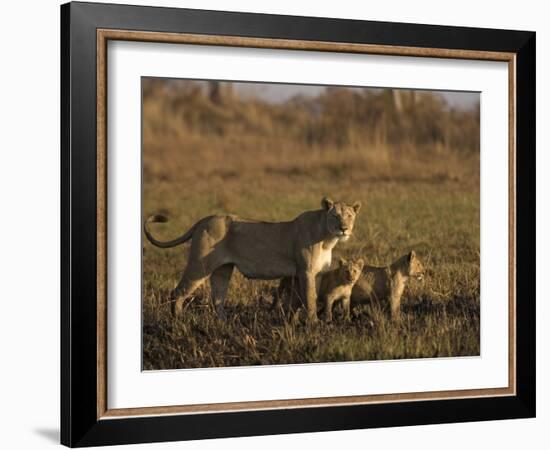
170,276,206,317
270,279,285,311
210,264,234,320
272,277,292,313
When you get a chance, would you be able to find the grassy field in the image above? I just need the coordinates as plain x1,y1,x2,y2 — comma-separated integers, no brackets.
142,80,480,370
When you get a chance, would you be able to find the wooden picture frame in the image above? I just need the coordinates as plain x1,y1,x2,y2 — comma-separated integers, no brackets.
61,1,535,447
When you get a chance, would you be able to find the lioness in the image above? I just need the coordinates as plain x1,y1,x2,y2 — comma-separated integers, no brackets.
351,251,425,320
277,257,364,322
144,197,361,321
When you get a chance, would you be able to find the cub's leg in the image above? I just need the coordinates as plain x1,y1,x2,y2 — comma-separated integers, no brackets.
324,293,339,323
210,264,234,320
342,295,351,322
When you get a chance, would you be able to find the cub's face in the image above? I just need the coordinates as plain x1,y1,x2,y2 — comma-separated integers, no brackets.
322,197,361,242
338,257,365,284
407,251,425,281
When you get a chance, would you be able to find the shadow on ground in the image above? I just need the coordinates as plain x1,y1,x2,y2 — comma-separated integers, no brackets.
34,428,59,444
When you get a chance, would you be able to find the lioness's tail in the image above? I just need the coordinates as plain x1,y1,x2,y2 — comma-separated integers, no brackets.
143,215,198,249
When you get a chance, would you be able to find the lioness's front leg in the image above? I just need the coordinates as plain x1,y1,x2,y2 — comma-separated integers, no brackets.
299,271,318,322
389,293,402,321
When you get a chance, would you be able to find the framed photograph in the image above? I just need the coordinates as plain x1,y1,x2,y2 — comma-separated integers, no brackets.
61,1,535,447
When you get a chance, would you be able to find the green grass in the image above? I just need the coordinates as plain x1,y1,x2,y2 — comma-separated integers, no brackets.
142,181,480,370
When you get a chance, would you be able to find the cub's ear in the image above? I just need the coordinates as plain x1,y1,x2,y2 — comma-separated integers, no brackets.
356,258,365,267
322,197,335,211
408,250,416,262
352,201,361,213
338,257,346,267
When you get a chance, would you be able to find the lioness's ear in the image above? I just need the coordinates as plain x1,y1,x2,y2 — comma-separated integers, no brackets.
357,258,364,267
338,257,346,267
322,197,334,211
408,250,416,262
352,201,361,213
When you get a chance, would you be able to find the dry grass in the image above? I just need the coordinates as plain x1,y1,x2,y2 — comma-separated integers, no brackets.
141,79,480,370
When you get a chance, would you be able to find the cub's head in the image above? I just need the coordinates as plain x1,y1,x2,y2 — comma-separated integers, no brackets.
337,257,365,285
322,197,361,241
405,251,425,281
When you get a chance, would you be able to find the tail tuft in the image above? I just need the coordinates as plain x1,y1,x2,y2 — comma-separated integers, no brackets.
148,214,169,224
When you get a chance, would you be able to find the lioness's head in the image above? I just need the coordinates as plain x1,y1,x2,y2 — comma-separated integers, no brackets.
322,197,361,241
338,257,365,284
405,251,425,281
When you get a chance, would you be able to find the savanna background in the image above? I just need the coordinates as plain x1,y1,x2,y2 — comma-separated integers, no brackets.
142,78,480,370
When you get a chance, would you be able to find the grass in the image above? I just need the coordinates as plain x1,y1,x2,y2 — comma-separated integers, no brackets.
142,80,480,370
142,171,480,370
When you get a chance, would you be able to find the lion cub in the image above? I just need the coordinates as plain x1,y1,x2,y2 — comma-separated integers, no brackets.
351,251,424,320
320,257,364,322
276,257,364,322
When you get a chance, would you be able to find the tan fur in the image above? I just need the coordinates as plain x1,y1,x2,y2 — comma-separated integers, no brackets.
144,197,361,321
319,257,364,322
276,257,364,322
351,251,425,320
